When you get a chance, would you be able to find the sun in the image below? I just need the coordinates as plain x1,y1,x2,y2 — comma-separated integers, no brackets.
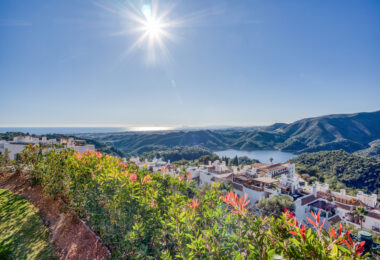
98,1,179,65
144,17,163,38
124,2,177,64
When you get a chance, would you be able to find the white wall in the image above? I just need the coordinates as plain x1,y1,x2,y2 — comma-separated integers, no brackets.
3,143,26,160
242,186,265,204
73,144,95,153
363,215,380,231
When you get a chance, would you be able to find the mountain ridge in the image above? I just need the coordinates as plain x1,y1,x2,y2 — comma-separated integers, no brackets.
76,110,380,156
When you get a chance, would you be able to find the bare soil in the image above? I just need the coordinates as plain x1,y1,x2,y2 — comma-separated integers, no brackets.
0,171,111,260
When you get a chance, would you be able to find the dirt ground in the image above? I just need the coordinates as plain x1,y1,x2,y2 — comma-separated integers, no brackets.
0,171,111,260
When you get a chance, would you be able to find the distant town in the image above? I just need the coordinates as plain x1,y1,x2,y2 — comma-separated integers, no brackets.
0,135,95,160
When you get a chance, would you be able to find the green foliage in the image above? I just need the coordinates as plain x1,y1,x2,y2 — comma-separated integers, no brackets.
0,189,55,260
141,146,213,162
0,132,32,141
354,141,380,159
257,194,295,217
9,145,370,259
290,150,380,195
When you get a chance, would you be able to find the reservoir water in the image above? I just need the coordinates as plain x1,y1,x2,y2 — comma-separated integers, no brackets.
215,149,297,163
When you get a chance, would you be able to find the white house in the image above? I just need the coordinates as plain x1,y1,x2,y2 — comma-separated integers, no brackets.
0,142,27,160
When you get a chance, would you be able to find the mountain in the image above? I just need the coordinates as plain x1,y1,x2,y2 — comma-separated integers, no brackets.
272,111,380,153
77,111,380,155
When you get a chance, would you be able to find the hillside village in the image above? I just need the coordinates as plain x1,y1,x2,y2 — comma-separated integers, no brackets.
130,156,380,235
1,135,379,236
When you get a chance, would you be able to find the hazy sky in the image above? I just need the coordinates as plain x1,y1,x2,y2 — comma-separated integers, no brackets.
1,0,379,127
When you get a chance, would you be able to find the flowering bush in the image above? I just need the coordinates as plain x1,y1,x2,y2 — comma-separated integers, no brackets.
9,147,369,259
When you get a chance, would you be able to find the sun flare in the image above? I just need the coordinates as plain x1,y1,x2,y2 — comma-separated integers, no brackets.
144,17,163,38
114,2,178,65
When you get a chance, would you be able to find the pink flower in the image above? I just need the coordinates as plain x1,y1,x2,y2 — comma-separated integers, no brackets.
129,173,137,181
96,151,101,158
187,172,192,180
74,152,82,159
121,163,128,170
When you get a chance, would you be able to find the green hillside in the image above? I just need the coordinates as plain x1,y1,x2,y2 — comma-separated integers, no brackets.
354,140,380,159
289,150,380,195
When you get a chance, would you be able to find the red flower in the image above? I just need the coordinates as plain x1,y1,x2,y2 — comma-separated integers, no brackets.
283,208,294,219
355,241,365,255
186,172,192,180
289,223,306,241
161,166,168,174
186,199,199,209
96,151,101,158
129,173,137,181
220,191,250,216
307,209,325,230
180,175,185,181
61,153,66,156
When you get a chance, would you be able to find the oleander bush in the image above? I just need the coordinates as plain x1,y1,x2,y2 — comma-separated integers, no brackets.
13,144,367,259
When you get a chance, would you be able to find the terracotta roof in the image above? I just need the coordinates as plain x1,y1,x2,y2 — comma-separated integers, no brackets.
251,163,268,168
301,195,317,206
248,185,264,192
329,215,341,224
333,193,355,202
232,182,243,191
317,191,333,200
352,200,367,207
253,177,278,184
335,202,351,211
367,211,380,220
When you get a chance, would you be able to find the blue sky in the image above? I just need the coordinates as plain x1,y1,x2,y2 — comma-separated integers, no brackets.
0,0,379,128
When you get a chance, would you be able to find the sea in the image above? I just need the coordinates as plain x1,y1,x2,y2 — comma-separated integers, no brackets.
0,127,125,135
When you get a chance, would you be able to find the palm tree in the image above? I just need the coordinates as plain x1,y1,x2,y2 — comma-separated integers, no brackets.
269,157,274,164
352,206,368,229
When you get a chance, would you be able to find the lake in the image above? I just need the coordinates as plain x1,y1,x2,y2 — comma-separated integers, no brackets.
215,149,297,163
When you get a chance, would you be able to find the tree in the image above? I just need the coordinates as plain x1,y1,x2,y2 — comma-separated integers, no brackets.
269,157,274,164
257,194,294,217
352,206,368,229
232,156,239,166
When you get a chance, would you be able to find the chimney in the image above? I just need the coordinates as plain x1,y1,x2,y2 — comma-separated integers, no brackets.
312,184,317,197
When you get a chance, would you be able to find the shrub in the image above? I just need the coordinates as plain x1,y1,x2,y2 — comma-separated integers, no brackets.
9,147,369,259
